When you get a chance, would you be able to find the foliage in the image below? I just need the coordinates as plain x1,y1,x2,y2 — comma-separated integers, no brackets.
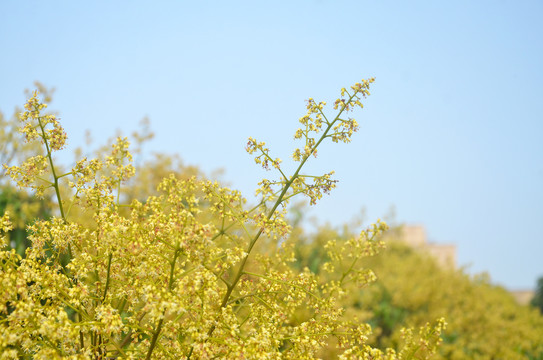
0,185,52,256
531,277,543,314
0,82,446,359
0,82,55,258
1,87,202,258
290,224,543,359
0,82,48,177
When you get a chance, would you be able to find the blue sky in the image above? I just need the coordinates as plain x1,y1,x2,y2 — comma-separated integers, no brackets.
1,1,542,290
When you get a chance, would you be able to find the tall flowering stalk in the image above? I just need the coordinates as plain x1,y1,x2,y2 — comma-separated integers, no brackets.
0,80,446,359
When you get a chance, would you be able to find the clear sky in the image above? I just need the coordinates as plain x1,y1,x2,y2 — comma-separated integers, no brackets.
1,1,542,290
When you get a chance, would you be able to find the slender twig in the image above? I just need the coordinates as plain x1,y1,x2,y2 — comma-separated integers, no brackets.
145,247,181,359
102,253,113,302
186,91,361,360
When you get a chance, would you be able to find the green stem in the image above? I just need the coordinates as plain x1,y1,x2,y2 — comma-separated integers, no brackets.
65,188,80,219
57,171,74,179
102,253,113,302
146,318,164,360
112,312,147,358
187,90,363,360
207,90,359,335
35,176,54,185
36,116,73,261
260,150,288,181
116,178,122,206
145,247,181,359
37,117,66,223
78,312,84,350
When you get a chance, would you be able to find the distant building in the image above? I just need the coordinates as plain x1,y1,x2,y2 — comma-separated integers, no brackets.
509,290,535,306
395,225,534,305
397,225,457,268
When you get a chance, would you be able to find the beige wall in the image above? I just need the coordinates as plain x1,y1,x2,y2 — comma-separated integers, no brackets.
397,225,533,305
510,290,535,305
398,225,457,268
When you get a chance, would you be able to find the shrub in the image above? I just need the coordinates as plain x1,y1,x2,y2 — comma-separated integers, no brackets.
0,81,445,359
291,224,543,359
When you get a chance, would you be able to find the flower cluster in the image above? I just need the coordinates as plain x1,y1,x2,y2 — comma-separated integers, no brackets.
398,318,447,359
0,212,12,234
19,91,67,151
246,137,283,172
290,171,338,206
3,155,48,195
0,81,448,359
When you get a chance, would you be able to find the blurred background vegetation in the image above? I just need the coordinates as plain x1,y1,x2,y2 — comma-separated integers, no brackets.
2,85,543,359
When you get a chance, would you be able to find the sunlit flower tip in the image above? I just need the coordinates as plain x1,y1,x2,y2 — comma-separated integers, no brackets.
1,213,13,233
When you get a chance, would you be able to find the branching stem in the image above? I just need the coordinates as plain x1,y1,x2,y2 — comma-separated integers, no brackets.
191,90,360,355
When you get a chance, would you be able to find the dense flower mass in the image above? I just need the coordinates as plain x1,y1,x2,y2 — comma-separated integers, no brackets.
0,81,449,359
